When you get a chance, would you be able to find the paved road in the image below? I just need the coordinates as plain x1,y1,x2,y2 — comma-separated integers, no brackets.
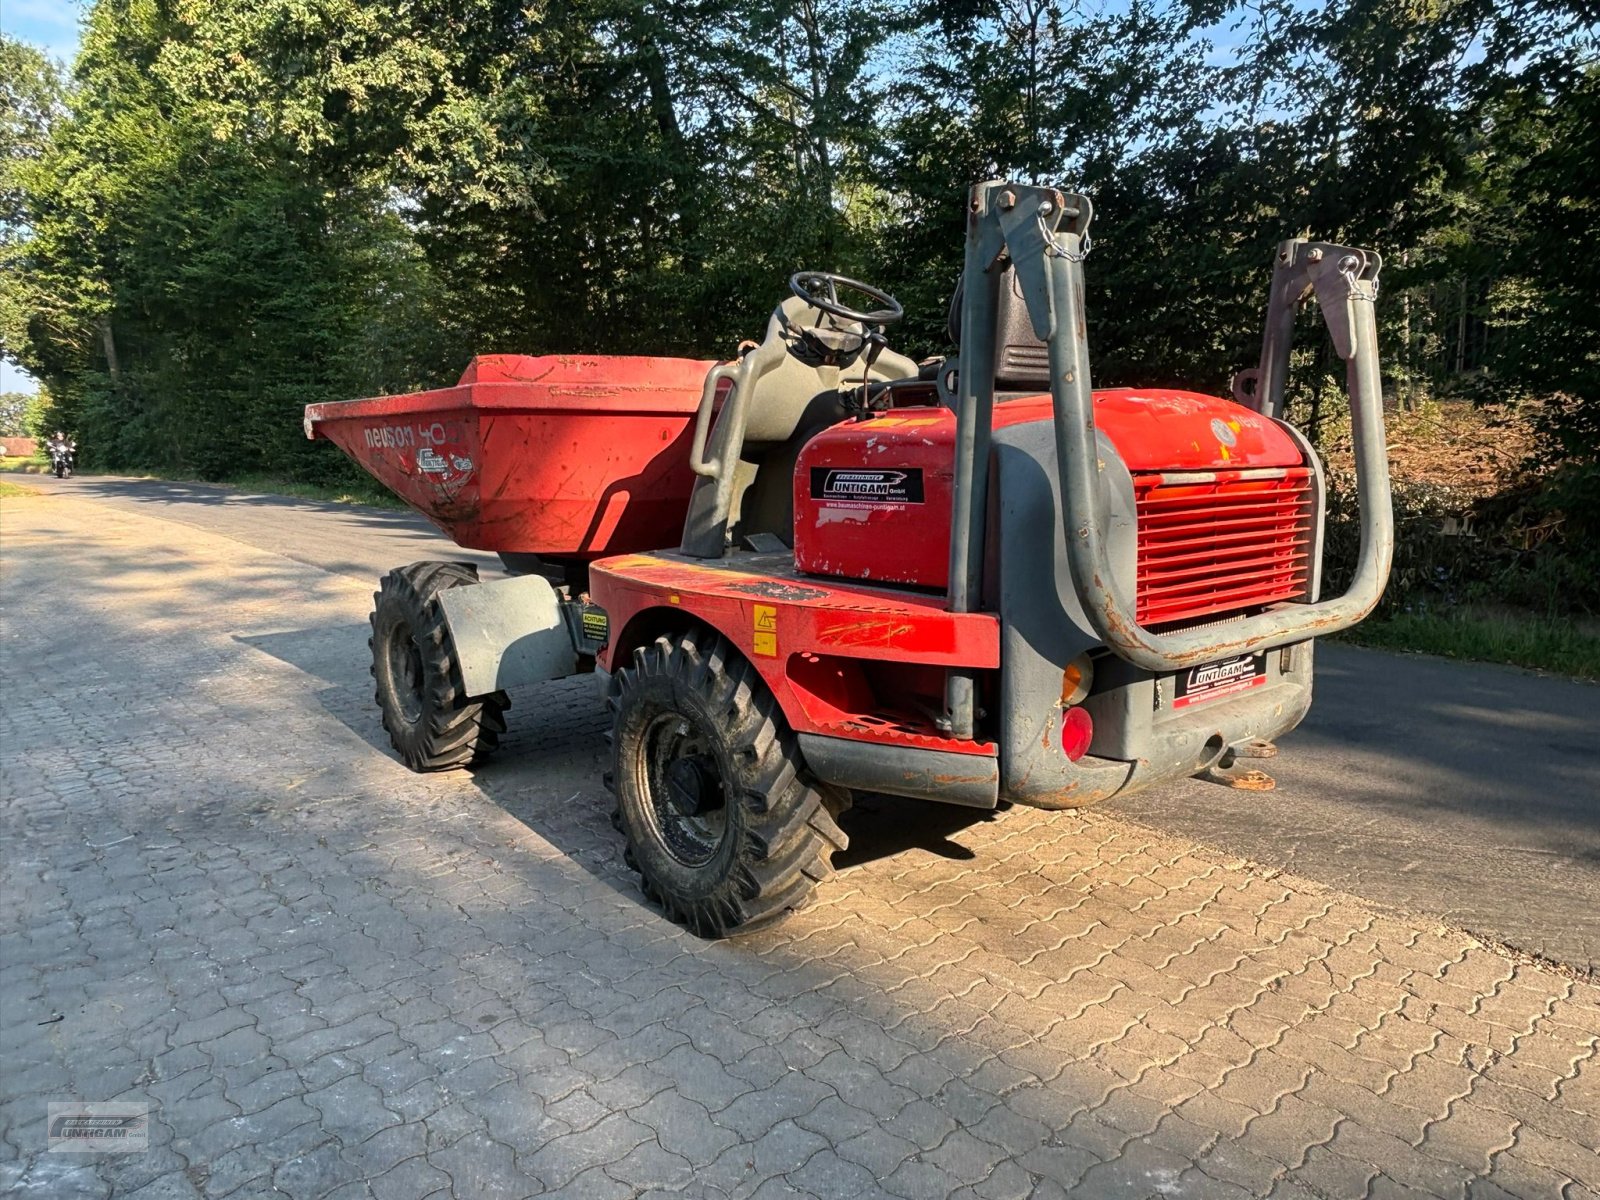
2,476,1598,1200
29,475,1600,974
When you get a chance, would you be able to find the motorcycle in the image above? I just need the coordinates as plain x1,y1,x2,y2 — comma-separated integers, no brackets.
47,440,75,478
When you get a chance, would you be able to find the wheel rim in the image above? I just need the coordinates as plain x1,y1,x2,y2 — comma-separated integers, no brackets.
638,713,729,868
386,623,426,724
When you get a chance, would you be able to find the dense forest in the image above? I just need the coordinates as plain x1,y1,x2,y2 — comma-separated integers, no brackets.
1,0,1596,557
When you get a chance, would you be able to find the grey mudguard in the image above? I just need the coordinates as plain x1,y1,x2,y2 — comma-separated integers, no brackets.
436,574,579,697
987,419,1134,809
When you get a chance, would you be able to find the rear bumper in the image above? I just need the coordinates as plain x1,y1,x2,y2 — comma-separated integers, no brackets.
1122,671,1313,793
995,640,1315,811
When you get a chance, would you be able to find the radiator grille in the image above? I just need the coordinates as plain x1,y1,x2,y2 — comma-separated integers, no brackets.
1133,468,1315,627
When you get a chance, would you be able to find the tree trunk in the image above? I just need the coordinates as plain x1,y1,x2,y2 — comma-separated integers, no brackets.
99,317,122,383
1399,251,1412,411
638,38,701,273
798,0,833,209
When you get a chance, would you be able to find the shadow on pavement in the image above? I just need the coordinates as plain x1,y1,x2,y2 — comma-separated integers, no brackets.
836,794,995,868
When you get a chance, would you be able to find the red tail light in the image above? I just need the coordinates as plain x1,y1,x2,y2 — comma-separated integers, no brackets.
1133,467,1314,627
1060,706,1094,761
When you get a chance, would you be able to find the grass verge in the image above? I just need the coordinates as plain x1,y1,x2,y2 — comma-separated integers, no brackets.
204,472,407,509
0,479,39,498
0,458,406,509
1339,607,1600,681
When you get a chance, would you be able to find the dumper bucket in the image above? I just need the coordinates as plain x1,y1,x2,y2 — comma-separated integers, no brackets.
305,354,716,558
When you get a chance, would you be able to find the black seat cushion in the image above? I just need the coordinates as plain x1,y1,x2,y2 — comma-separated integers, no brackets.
946,266,1051,393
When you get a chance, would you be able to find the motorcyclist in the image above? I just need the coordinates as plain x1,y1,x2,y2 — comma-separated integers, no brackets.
46,431,76,478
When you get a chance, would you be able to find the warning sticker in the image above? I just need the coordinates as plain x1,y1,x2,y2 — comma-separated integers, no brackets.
1173,654,1266,708
752,604,778,657
810,467,925,507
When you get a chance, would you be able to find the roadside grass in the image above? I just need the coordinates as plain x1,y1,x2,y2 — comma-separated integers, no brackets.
0,479,39,498
0,457,407,509
1338,606,1600,681
205,471,408,509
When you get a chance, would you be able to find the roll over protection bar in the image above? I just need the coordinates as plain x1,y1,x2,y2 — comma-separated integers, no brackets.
943,181,1393,729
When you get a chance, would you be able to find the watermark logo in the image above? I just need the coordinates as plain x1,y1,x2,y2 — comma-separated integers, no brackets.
47,1103,149,1153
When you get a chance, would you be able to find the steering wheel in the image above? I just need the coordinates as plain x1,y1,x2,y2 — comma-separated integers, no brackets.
790,272,904,327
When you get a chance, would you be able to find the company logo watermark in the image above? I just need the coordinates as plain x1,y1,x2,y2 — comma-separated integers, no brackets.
47,1103,149,1153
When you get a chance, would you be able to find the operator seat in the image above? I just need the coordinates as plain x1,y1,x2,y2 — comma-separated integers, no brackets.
946,265,1053,396
681,295,920,557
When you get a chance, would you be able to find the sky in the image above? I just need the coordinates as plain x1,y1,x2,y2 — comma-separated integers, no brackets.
2,0,83,63
2,2,85,394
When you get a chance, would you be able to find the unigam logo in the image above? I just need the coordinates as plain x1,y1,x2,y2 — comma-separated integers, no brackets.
1191,658,1256,687
811,467,925,505
824,470,908,496
48,1103,149,1153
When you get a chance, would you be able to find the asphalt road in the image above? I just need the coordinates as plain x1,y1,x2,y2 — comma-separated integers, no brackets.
20,473,1600,975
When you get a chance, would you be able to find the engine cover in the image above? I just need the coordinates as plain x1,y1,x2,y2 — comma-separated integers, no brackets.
793,390,1306,592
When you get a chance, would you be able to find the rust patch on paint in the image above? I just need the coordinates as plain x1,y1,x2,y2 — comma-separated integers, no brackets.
726,581,830,602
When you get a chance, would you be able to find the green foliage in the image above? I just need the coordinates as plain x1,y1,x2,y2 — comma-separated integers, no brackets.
1323,471,1600,623
0,388,53,438
0,0,1593,553
0,35,69,386
0,35,64,228
21,390,54,437
1340,607,1600,681
0,391,29,437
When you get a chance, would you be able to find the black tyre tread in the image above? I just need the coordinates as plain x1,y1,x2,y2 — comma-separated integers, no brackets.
369,560,510,772
606,626,849,937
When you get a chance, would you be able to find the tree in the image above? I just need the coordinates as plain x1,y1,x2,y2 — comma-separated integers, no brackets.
0,36,69,392
0,391,30,437
0,0,1593,518
1488,67,1600,540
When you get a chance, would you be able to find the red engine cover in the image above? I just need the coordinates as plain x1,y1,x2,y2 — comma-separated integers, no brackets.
794,411,956,588
793,390,1305,592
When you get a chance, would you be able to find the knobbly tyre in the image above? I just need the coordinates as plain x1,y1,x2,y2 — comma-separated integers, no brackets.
305,181,1393,938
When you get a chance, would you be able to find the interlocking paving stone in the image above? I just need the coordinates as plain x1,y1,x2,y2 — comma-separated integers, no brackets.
2,490,1598,1198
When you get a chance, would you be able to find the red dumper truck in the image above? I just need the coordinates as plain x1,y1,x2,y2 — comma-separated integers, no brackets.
306,181,1393,937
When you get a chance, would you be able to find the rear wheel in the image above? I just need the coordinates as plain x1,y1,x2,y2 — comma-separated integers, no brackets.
606,627,849,937
369,561,509,771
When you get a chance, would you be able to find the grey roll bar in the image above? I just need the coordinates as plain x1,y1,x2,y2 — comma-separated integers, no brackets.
942,181,1394,730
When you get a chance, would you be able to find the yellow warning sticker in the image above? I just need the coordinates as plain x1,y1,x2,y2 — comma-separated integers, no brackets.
752,604,778,657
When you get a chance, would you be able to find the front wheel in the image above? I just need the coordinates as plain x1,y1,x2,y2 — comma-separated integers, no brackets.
607,627,849,937
369,561,509,772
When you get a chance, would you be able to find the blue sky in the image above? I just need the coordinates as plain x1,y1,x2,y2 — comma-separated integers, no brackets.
2,0,83,63
3,3,84,393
